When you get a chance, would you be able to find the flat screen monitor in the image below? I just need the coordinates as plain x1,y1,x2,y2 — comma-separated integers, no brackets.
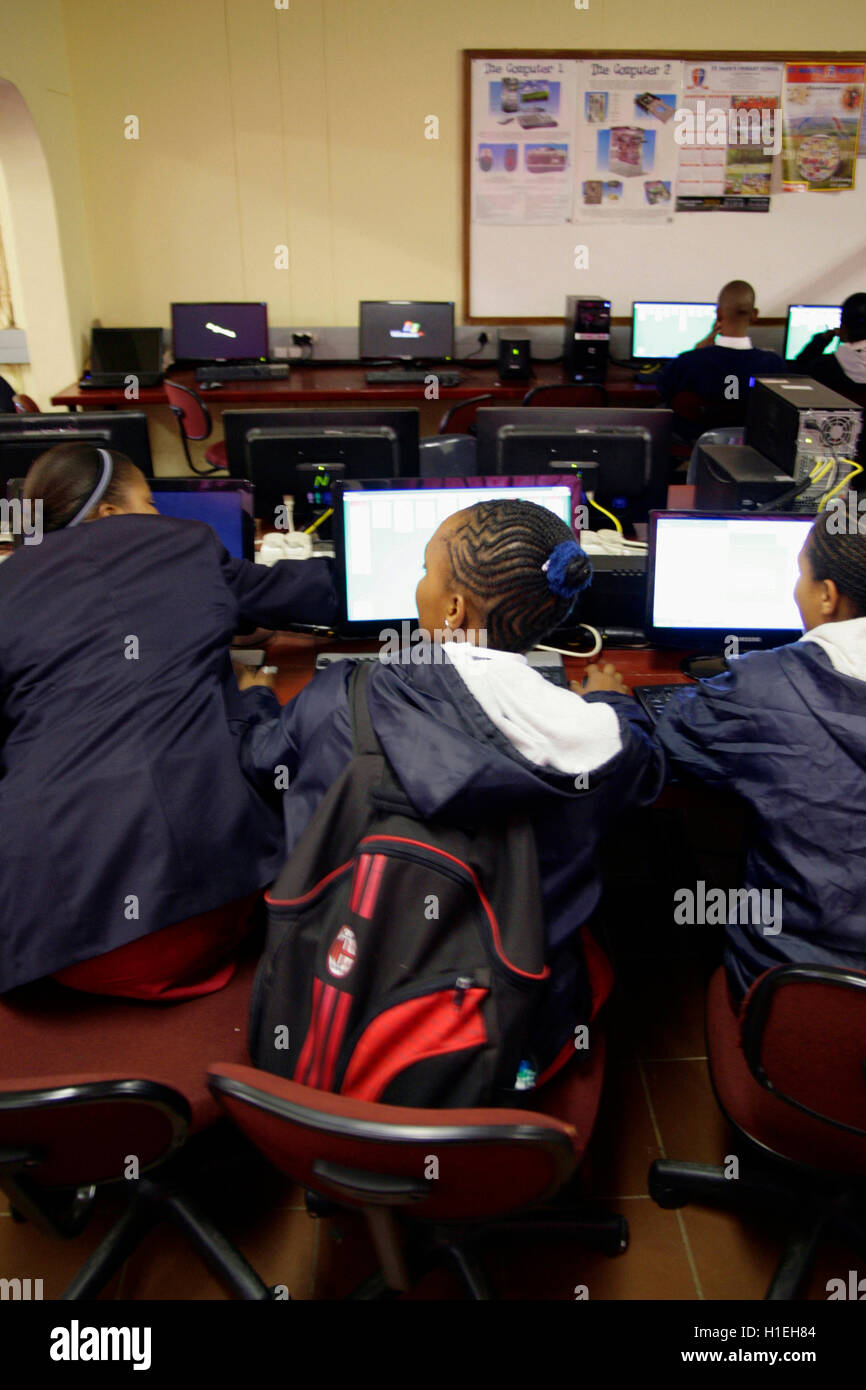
646,510,814,650
222,408,419,481
476,406,673,516
631,302,717,360
245,426,401,529
494,426,649,499
359,301,455,362
334,476,577,637
149,477,254,559
784,304,842,361
0,412,153,487
89,327,163,375
170,302,269,363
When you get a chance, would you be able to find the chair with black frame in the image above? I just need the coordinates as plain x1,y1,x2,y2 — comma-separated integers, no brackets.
208,1045,627,1301
163,378,228,475
0,950,275,1299
522,383,608,409
437,393,494,435
649,963,866,1300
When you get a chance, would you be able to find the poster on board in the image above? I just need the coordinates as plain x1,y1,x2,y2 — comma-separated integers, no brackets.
574,58,683,223
470,57,579,224
675,62,783,211
782,63,865,191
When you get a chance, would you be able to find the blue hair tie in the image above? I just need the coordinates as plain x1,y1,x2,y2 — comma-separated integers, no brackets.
541,539,591,599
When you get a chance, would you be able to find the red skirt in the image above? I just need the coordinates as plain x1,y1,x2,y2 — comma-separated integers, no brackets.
52,892,261,1001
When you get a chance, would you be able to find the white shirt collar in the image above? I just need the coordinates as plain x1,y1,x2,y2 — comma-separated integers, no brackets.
714,335,753,350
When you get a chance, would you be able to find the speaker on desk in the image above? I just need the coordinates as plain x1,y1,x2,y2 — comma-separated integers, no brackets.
498,334,531,381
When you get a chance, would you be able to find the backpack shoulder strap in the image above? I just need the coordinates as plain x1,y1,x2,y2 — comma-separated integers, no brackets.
348,661,382,757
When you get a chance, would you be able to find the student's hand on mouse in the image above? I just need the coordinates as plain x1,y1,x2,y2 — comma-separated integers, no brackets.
572,663,630,695
233,664,277,691
693,320,719,350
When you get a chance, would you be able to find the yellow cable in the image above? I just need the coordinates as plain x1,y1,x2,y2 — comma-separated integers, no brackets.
304,507,334,534
819,461,863,509
586,496,623,535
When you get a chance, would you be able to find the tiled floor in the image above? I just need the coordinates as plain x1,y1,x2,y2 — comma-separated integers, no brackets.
0,931,851,1301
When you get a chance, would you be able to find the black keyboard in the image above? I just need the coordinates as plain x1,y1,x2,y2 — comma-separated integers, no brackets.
633,683,689,723
365,369,462,387
194,363,289,382
586,553,647,577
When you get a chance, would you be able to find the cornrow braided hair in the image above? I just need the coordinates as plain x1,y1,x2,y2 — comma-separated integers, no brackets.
445,498,591,652
807,500,866,616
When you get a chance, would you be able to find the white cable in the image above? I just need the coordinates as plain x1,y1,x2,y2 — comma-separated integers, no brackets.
535,623,603,661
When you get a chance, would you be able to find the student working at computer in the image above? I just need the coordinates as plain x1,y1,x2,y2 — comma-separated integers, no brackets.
657,508,866,1003
655,280,786,437
0,443,335,998
239,498,664,1080
794,292,866,463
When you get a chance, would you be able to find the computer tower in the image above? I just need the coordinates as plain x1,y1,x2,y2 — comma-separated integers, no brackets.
497,334,531,381
563,296,611,384
745,377,862,505
694,444,795,511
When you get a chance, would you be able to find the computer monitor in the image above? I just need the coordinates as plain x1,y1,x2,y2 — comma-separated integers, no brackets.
149,478,255,559
244,426,402,529
223,408,419,482
334,477,578,637
170,302,269,363
494,426,649,500
359,301,455,362
631,302,717,360
0,412,153,489
476,407,673,518
88,328,163,375
646,510,814,653
784,304,842,361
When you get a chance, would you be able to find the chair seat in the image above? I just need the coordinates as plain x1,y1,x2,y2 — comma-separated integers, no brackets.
707,966,866,1176
205,439,228,470
0,951,257,1133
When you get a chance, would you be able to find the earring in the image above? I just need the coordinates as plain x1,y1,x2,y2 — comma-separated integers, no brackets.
444,618,450,628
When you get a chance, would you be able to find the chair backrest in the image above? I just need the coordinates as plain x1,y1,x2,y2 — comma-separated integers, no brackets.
522,383,608,409
418,434,478,478
741,965,866,1140
163,379,212,441
687,425,745,483
12,394,40,414
208,1063,578,1223
437,393,494,435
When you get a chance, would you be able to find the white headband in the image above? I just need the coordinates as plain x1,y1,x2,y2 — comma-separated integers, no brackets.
65,448,114,527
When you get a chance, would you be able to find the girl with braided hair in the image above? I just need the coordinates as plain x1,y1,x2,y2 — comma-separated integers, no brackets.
242,499,665,1083
658,502,866,1003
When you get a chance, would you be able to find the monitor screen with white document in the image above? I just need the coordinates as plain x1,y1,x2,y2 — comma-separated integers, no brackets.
333,477,577,637
646,511,814,651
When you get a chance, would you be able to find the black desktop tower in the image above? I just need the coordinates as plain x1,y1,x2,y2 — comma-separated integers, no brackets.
745,377,862,506
563,296,611,384
497,334,531,380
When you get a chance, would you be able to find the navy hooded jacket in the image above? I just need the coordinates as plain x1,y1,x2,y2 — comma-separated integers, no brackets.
656,628,866,1002
241,653,665,1054
0,514,335,992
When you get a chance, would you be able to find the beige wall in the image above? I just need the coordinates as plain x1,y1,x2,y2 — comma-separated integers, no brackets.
60,0,866,331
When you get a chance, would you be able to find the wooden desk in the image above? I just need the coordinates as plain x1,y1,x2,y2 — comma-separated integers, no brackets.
51,361,661,412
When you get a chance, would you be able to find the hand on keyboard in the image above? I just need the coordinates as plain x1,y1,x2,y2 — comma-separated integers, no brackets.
571,662,630,696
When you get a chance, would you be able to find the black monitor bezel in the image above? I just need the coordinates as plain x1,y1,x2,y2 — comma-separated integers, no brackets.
148,476,255,560
170,301,269,365
89,327,164,374
0,412,153,476
222,408,420,480
645,508,813,652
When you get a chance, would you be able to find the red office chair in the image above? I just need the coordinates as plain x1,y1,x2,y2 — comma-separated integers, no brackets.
437,394,495,435
209,1036,625,1300
522,383,608,408
12,394,39,414
163,379,228,474
0,950,273,1299
650,964,866,1300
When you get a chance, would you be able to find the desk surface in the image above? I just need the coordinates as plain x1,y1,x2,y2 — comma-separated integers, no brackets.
52,361,661,410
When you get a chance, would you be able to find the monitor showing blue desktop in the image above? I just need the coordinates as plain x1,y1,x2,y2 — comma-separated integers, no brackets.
171,302,269,362
647,511,814,650
783,304,842,360
631,302,717,360
335,478,574,635
149,478,254,559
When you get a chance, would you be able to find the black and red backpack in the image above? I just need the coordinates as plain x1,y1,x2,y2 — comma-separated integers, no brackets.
248,663,555,1107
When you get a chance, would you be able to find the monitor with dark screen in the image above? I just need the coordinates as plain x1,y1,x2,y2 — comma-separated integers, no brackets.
359,301,455,361
171,302,269,362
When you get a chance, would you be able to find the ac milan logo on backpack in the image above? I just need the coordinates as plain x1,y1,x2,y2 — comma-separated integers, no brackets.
327,925,357,978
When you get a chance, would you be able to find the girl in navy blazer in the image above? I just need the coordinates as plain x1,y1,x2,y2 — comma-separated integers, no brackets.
0,443,334,998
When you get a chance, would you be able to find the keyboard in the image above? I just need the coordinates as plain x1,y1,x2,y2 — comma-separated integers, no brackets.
365,369,462,387
315,649,568,687
633,683,690,723
585,552,647,577
194,363,289,382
